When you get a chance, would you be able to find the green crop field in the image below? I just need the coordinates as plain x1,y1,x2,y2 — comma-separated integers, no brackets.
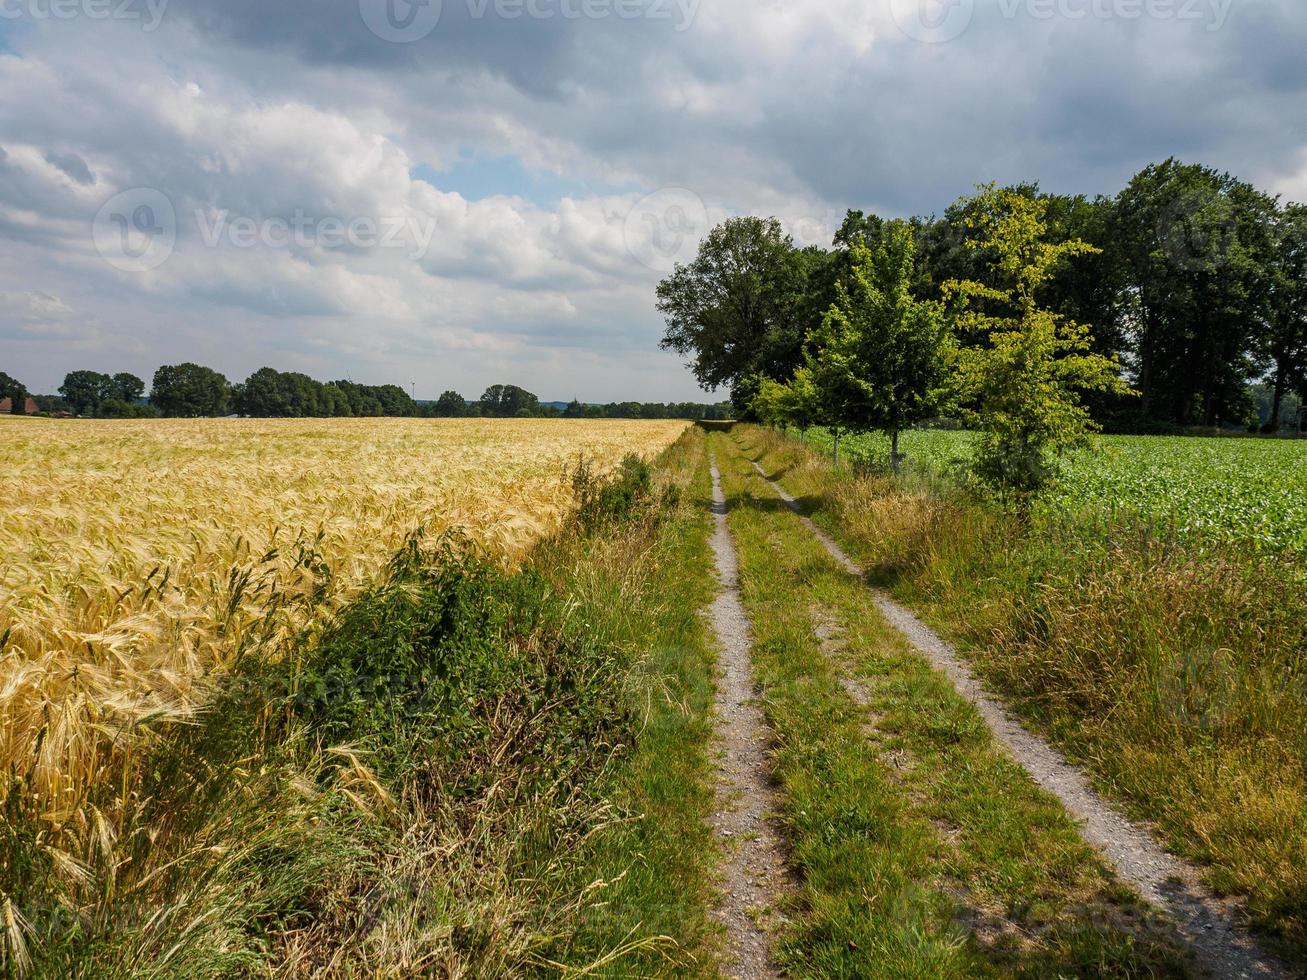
800,428,1307,559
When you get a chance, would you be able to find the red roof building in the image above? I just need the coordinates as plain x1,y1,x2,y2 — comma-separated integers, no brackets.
0,397,39,415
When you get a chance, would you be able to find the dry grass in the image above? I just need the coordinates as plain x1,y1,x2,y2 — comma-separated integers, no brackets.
0,417,687,824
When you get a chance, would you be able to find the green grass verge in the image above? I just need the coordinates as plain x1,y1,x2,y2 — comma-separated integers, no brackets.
732,422,1307,967
710,430,1192,978
2,427,723,978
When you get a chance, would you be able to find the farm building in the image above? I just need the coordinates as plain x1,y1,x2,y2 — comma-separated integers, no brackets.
0,396,39,415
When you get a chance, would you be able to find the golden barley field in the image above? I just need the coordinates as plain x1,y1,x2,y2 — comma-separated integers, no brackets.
0,416,687,821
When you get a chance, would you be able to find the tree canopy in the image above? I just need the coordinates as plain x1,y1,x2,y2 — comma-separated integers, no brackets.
657,216,821,413
661,157,1307,435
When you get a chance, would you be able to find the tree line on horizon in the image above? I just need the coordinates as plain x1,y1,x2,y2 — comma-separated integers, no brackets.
0,366,730,421
659,158,1307,436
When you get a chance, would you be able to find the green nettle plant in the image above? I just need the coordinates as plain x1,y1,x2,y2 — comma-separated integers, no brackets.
945,185,1133,495
807,221,955,474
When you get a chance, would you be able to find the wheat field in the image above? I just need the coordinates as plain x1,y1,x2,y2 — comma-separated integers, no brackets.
0,416,688,822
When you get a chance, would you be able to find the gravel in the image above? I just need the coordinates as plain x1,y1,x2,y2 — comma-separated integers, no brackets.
705,458,789,979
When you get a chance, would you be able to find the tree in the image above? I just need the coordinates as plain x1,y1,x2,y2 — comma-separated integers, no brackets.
657,216,811,396
1263,204,1307,432
150,363,230,417
234,367,293,417
110,372,145,403
433,390,467,417
59,370,112,415
945,185,1132,495
478,384,539,417
806,222,954,473
0,371,27,412
752,370,820,446
1108,159,1276,427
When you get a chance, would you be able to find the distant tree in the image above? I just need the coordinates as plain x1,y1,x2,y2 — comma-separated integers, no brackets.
657,216,810,397
0,371,27,412
478,384,539,417
110,372,145,403
150,363,230,417
433,390,466,417
945,185,1132,495
562,399,587,418
807,222,955,473
322,383,352,417
59,370,112,415
234,367,291,417
31,394,67,414
374,384,417,417
98,399,158,418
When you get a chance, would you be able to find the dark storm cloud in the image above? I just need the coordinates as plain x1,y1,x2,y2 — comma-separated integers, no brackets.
43,149,95,185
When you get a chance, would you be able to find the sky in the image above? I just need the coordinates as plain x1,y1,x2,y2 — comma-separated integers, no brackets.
1,0,1305,401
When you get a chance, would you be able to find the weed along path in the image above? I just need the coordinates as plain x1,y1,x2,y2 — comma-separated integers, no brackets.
705,457,789,979
738,446,1290,980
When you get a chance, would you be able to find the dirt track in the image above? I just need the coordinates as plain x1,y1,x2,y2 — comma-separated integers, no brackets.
704,458,788,978
746,453,1291,980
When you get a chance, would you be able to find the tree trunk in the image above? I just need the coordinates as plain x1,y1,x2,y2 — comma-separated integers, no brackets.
890,429,901,475
1270,364,1287,435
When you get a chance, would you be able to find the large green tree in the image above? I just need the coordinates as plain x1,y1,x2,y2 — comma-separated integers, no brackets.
945,186,1132,494
59,370,113,415
150,363,231,417
1109,159,1277,427
806,222,955,473
657,217,814,406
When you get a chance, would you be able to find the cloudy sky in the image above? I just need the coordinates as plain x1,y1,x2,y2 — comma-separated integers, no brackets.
1,0,1305,400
